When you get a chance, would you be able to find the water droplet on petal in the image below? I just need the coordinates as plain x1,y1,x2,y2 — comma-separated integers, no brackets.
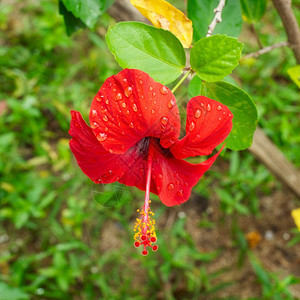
112,88,116,92
132,103,138,112
160,86,169,95
103,115,108,122
170,126,174,132
121,131,125,135
151,109,155,114
108,170,113,175
149,86,153,91
125,86,133,97
96,95,104,102
129,122,134,128
189,121,196,131
123,78,127,83
160,116,169,125
158,174,163,179
108,149,113,153
97,132,108,142
91,110,97,117
126,110,130,115
139,79,143,84
152,92,156,96
105,127,108,131
229,113,232,117
217,105,223,111
115,93,122,101
168,183,174,190
169,138,175,144
177,190,183,196
194,109,201,119
91,121,99,129
144,106,148,110
218,117,222,121
122,102,126,108
207,103,211,111
108,82,112,87
105,99,109,104
200,102,204,107
168,99,175,109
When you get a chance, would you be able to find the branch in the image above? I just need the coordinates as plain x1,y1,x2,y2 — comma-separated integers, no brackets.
272,0,300,63
242,41,289,59
206,0,226,37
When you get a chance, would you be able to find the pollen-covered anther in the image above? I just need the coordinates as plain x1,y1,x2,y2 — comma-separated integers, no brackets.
133,205,158,255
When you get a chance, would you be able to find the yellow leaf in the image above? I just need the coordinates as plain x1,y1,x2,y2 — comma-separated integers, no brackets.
287,65,300,88
130,0,193,48
291,208,300,231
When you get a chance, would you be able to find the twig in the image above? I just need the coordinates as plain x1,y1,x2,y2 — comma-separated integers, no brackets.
272,0,300,63
250,23,263,49
242,41,289,59
206,0,226,37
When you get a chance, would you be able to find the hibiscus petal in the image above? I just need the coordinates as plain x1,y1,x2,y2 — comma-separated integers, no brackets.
69,111,127,184
171,96,233,159
89,69,180,155
152,145,224,206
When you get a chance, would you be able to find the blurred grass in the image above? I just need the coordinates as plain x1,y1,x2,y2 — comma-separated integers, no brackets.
0,0,300,299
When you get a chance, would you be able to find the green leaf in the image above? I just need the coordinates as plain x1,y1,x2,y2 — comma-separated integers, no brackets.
106,22,186,85
190,35,243,82
287,65,300,88
61,0,113,28
203,81,257,150
187,0,243,41
240,0,266,23
59,1,86,36
0,282,29,300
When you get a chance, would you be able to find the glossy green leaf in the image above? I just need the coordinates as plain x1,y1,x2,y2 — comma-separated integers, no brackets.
61,0,114,28
287,65,300,88
106,22,186,85
190,35,243,82
203,81,257,150
59,1,86,36
240,0,266,22
187,0,242,41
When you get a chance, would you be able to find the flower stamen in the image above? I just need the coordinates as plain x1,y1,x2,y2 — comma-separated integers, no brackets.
133,140,158,255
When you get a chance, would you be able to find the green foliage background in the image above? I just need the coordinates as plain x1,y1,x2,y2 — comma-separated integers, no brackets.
0,0,300,299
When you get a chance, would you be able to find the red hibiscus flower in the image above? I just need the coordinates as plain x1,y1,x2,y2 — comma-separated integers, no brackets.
69,69,233,255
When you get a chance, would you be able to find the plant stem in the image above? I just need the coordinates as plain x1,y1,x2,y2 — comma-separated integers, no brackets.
171,69,192,93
